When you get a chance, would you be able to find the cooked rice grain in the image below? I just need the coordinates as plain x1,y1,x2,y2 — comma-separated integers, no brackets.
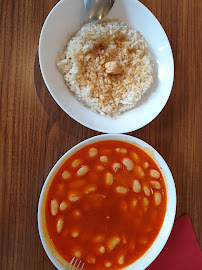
57,20,153,116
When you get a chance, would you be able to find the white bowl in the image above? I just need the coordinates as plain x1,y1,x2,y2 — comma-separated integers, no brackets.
39,0,174,133
38,134,176,270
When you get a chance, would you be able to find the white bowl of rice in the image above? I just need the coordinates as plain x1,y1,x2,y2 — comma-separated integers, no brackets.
39,0,174,133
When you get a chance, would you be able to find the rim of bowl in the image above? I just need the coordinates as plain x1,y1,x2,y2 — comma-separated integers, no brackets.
38,0,174,134
38,134,176,270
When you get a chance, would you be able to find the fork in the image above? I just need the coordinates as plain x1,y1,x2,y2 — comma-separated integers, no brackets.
66,257,85,270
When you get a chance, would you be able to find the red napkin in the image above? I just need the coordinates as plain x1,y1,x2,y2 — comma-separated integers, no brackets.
147,214,202,270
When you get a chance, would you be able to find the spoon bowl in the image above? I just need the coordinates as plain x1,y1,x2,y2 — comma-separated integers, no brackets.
84,0,115,20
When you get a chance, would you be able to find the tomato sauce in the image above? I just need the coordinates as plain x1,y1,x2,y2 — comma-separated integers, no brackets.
45,140,167,269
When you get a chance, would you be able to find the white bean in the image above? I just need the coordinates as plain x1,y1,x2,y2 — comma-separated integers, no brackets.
83,185,97,194
87,256,96,264
132,179,141,193
105,172,114,185
74,250,82,258
72,231,79,238
68,192,81,202
57,218,64,233
143,186,151,196
130,152,140,163
89,148,98,157
59,201,68,211
150,169,160,179
144,162,149,168
143,197,149,208
154,192,162,206
115,186,128,194
77,165,89,176
112,162,122,173
50,199,58,216
116,148,127,153
131,198,137,207
99,246,105,254
73,210,81,217
62,170,71,180
93,234,105,243
150,180,161,189
137,166,145,177
121,234,127,244
118,255,124,265
97,165,104,171
122,158,134,171
72,159,81,168
107,236,120,251
105,262,112,268
100,155,108,163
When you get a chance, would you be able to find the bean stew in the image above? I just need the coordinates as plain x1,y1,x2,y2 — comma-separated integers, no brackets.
45,140,167,269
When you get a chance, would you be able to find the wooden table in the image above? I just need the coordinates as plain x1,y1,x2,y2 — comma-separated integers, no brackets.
0,0,201,269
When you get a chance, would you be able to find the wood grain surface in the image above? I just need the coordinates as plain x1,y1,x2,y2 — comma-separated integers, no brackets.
0,0,201,269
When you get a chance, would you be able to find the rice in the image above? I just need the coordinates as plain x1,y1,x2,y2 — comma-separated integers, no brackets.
57,20,153,117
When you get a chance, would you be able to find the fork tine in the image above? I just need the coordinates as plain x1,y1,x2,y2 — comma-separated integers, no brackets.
80,262,85,270
71,257,79,270
66,257,84,270
66,257,75,270
75,260,81,270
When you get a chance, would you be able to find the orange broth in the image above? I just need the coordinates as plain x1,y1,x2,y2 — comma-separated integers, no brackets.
45,140,167,269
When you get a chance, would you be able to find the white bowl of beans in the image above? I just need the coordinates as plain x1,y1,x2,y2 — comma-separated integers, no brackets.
38,134,176,270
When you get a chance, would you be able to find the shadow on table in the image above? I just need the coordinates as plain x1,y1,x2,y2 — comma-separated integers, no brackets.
33,52,98,139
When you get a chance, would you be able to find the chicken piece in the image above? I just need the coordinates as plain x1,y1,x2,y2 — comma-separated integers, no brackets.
105,61,122,75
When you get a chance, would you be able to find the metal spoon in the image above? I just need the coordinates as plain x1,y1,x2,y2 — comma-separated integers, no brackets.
84,0,115,21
